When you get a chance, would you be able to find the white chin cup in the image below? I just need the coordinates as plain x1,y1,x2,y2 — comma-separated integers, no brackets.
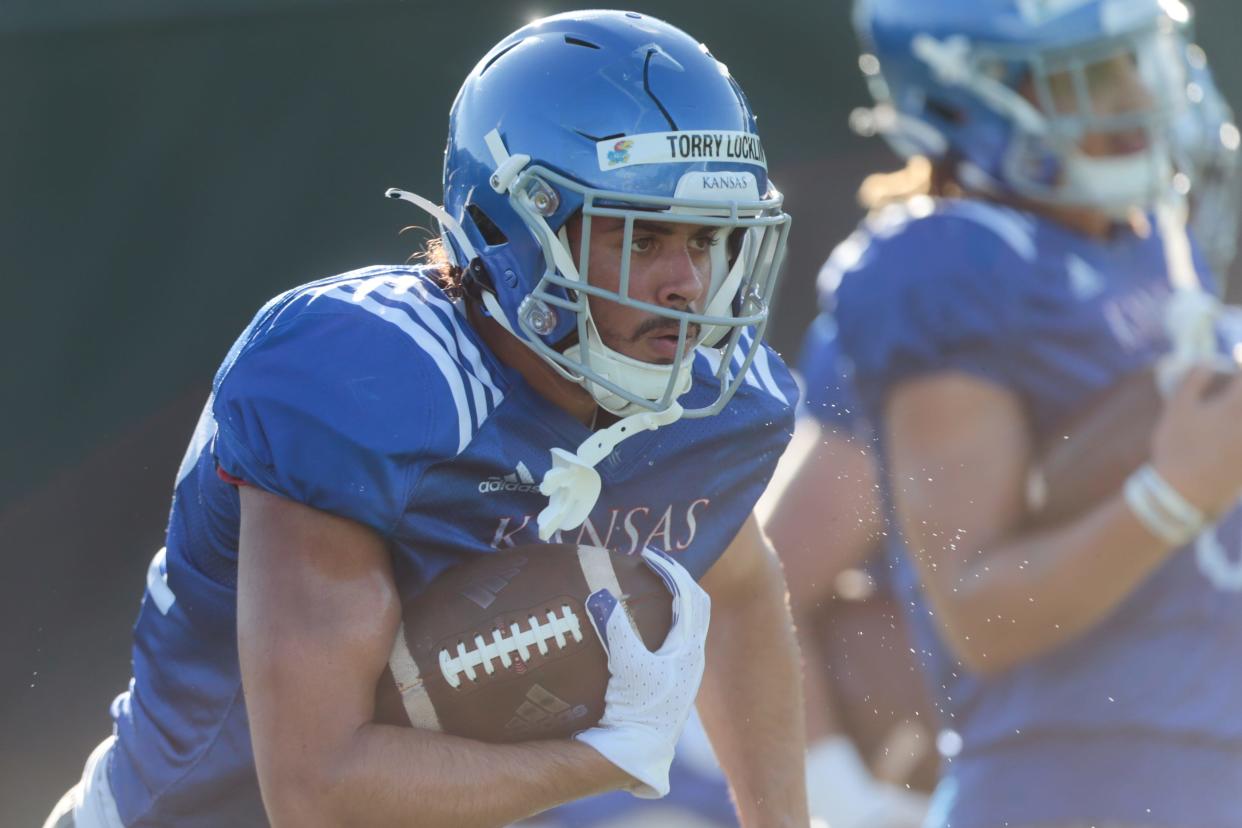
698,227,749,348
1056,146,1170,217
563,332,694,416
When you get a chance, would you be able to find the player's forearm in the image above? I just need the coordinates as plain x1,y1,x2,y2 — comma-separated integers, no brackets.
263,725,629,828
921,491,1174,675
698,558,809,828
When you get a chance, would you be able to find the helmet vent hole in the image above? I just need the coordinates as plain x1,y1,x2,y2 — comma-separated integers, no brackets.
468,204,509,246
643,49,679,131
564,36,601,50
481,41,522,75
575,130,626,143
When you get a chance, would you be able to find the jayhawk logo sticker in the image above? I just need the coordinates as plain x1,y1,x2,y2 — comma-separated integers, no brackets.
606,139,634,167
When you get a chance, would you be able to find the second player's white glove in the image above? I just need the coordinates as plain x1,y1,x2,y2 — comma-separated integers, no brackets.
807,737,930,828
575,547,711,799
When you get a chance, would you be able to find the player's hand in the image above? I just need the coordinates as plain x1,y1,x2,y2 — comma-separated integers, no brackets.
575,547,711,799
806,737,929,828
1151,365,1242,517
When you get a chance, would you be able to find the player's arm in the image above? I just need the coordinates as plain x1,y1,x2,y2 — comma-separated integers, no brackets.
885,367,1242,676
758,416,880,742
237,486,630,828
696,513,809,828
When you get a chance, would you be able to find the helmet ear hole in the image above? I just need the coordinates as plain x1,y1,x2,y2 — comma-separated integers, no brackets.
467,203,509,246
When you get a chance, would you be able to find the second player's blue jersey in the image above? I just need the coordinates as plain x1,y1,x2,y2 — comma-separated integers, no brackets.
829,196,1242,828
107,266,796,827
796,314,865,433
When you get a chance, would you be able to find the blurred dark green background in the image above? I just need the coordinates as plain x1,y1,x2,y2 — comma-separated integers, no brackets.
4,1,1241,823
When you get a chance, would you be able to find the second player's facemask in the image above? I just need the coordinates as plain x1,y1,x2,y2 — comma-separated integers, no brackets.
995,22,1185,214
911,14,1186,215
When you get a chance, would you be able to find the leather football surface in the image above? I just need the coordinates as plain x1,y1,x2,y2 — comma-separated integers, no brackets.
375,543,674,743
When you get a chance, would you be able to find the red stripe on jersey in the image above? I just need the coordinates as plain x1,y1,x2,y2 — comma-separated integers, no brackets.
216,466,250,487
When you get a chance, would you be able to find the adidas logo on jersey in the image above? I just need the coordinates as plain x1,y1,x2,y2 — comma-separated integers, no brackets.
478,461,540,494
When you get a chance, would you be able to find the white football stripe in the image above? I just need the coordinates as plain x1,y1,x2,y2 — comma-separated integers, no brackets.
389,622,444,732
577,546,634,625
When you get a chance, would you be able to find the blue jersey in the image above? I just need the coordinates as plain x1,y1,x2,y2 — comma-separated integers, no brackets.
796,312,865,433
830,197,1242,828
107,266,795,827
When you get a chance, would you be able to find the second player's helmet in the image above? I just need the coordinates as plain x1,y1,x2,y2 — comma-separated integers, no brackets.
1175,40,1240,284
853,0,1191,215
438,10,789,417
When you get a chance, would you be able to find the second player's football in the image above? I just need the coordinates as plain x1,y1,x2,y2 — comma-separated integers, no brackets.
374,543,674,742
1025,364,1235,527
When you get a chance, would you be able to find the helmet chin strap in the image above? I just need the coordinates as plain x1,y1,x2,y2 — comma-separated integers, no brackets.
384,187,479,265
1056,146,1170,218
562,326,695,416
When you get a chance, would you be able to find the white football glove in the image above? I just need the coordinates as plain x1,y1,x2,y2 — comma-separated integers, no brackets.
575,547,711,799
806,737,930,828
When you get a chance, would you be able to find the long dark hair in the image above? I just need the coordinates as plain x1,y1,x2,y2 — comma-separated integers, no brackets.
404,230,465,298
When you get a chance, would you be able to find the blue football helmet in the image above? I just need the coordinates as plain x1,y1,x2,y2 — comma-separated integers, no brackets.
397,10,790,418
853,0,1193,216
1173,37,1240,286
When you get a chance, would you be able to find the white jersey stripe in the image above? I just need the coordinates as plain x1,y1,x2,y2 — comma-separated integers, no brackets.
750,342,790,406
698,331,787,406
326,289,474,452
731,331,763,391
145,547,176,616
407,279,505,408
176,396,218,487
694,346,729,385
370,282,493,426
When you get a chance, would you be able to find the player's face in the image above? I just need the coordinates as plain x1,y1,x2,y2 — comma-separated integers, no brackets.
565,215,714,365
1035,51,1156,157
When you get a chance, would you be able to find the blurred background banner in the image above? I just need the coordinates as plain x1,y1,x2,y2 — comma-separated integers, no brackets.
3,1,1239,823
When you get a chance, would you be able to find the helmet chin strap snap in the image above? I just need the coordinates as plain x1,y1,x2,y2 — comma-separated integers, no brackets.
536,402,685,540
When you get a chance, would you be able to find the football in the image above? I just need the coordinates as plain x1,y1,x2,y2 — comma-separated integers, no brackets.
374,543,674,742
1025,364,1235,528
817,577,939,792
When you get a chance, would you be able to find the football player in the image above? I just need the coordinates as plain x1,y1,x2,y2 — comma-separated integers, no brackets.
818,1,1242,827
42,11,809,828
